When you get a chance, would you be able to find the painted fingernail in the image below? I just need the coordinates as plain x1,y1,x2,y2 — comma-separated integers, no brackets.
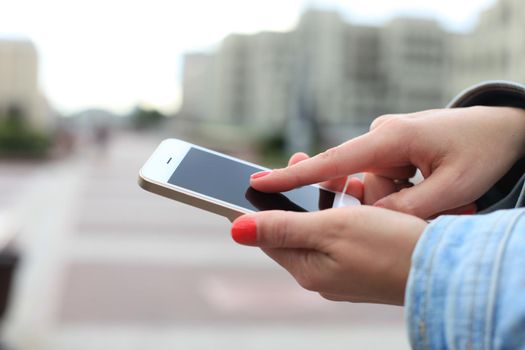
251,171,271,180
461,209,477,215
231,217,257,244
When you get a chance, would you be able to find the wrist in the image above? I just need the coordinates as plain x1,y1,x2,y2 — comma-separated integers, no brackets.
506,107,525,158
518,109,525,157
393,218,427,306
484,106,525,160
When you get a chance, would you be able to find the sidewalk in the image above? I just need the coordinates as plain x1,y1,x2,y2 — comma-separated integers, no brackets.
2,132,409,350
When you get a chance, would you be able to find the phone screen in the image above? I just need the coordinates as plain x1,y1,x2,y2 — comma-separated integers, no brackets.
168,148,335,212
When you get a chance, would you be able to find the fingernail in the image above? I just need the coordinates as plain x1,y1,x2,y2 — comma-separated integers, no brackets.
460,209,477,215
231,217,257,244
251,171,271,180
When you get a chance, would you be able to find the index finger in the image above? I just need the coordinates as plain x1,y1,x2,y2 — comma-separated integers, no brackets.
251,131,406,193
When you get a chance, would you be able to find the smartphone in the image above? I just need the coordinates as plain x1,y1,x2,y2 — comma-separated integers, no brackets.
138,138,360,221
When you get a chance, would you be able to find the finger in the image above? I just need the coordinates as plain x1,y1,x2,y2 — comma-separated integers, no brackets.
262,247,330,292
374,168,467,219
395,181,414,192
370,110,437,131
319,176,364,202
320,176,348,193
319,292,348,302
373,166,417,180
431,202,477,217
363,173,397,205
370,114,396,131
251,131,406,193
231,211,326,249
288,153,361,198
346,177,364,200
288,152,309,166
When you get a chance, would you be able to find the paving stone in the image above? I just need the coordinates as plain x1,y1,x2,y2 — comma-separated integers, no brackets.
59,262,404,327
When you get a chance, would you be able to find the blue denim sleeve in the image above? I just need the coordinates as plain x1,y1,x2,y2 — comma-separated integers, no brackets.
405,209,525,350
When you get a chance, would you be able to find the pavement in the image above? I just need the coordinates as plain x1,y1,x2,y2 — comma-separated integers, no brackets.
0,132,410,350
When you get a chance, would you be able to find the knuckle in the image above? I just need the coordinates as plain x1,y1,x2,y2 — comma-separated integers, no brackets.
274,166,303,188
447,167,468,188
294,254,325,292
315,147,341,175
296,272,322,292
319,292,343,302
318,147,339,162
269,216,291,247
319,292,333,301
370,115,416,156
383,115,409,131
394,193,420,216
346,296,367,303
329,210,351,236
370,114,393,130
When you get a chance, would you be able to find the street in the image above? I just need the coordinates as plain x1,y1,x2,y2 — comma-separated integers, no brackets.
1,132,409,350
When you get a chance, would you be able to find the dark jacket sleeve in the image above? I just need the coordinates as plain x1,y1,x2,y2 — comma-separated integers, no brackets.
447,81,525,212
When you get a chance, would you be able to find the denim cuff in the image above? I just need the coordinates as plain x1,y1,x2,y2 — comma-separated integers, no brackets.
405,209,525,349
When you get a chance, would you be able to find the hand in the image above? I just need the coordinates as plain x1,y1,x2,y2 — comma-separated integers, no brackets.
251,107,525,219
283,152,473,218
230,206,427,305
283,151,365,200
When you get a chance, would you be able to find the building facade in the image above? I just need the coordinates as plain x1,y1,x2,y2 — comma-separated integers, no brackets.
180,10,450,137
450,0,525,96
0,39,53,132
180,0,524,139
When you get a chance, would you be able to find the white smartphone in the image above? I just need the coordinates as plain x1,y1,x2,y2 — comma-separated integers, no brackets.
138,138,360,221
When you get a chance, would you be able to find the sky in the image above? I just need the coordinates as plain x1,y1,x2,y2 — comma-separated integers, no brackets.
0,0,496,115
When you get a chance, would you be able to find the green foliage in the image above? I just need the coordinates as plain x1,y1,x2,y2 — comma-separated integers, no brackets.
256,131,288,166
130,106,167,130
255,125,324,166
0,112,52,158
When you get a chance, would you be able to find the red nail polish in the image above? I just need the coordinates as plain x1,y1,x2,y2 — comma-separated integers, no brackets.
461,209,477,215
251,171,271,180
231,217,257,244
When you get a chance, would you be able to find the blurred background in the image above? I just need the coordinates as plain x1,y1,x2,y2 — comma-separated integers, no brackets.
0,0,523,349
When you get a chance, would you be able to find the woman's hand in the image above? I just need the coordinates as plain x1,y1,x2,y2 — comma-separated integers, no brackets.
251,106,525,219
231,206,427,305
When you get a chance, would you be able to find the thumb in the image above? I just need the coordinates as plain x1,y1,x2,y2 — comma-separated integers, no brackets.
230,211,323,249
374,169,463,219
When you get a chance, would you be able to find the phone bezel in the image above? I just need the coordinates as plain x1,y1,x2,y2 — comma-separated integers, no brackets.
139,139,274,219
139,138,359,221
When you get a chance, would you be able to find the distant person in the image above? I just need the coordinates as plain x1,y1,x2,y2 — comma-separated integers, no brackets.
231,81,525,349
54,126,76,157
93,124,111,153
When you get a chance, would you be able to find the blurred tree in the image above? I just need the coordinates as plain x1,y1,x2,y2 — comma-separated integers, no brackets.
0,106,52,158
5,104,25,127
129,106,168,130
255,128,287,166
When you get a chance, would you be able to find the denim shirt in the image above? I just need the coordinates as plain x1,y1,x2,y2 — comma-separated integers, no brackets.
405,81,525,349
406,209,525,349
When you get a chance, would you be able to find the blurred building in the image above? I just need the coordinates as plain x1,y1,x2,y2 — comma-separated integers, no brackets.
0,39,54,132
180,10,449,137
381,19,449,114
450,0,525,95
180,0,525,141
180,53,215,122
181,32,295,128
